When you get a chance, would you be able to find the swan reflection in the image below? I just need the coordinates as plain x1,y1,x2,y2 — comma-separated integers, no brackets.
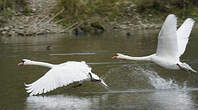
25,95,100,110
25,89,196,110
148,90,195,110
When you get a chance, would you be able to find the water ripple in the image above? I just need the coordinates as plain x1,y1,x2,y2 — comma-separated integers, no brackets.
81,88,198,94
49,52,96,56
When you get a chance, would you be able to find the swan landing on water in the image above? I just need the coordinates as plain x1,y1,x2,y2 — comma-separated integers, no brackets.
18,59,108,96
113,14,197,73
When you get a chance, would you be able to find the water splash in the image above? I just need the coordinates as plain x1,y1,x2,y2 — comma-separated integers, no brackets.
135,67,186,89
147,71,179,89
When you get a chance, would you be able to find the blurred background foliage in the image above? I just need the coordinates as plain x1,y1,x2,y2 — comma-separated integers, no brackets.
0,0,28,26
54,0,125,25
1,0,198,27
134,0,198,15
54,0,198,25
0,0,27,14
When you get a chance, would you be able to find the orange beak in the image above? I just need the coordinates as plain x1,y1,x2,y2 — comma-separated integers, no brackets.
112,56,118,59
18,62,24,66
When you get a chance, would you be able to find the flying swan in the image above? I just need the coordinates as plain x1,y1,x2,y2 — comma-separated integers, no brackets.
112,14,196,73
18,59,108,96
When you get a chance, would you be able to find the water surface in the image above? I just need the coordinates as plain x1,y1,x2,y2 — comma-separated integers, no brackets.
0,30,198,110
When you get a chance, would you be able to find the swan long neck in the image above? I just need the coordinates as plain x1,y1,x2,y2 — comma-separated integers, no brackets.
117,53,153,61
25,61,54,68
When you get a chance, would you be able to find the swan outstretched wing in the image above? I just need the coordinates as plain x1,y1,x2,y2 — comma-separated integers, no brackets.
156,14,178,60
25,66,90,96
177,18,195,57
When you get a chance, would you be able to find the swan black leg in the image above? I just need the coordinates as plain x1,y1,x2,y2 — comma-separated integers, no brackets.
89,72,93,80
89,73,101,82
177,63,186,71
177,63,193,74
177,63,182,70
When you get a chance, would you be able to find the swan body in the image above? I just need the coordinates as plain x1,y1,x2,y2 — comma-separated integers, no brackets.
151,54,180,70
113,14,196,73
18,59,108,96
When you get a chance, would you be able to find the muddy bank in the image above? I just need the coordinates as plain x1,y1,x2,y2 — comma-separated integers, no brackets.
0,18,161,37
0,13,162,37
0,0,162,36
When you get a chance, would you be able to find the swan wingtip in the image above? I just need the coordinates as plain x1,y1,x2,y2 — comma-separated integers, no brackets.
189,18,195,23
24,83,28,86
169,14,175,16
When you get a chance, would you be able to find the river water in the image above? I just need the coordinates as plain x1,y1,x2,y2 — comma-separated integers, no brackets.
0,30,198,110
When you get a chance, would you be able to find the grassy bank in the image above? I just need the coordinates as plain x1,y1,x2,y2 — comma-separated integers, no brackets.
135,0,198,18
54,0,198,27
1,0,198,36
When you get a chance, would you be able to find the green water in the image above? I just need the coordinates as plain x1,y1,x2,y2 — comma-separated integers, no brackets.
0,31,198,110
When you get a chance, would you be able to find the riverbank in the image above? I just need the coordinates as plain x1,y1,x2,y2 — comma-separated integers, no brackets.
0,0,198,36
0,0,65,36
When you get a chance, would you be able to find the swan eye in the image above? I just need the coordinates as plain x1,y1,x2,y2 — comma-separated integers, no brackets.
21,59,25,63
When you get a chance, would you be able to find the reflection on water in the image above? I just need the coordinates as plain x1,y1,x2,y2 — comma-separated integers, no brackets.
25,95,97,110
150,90,195,110
49,52,96,56
25,89,196,110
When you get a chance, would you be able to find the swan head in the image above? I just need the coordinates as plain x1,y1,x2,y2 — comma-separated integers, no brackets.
18,59,31,66
112,56,118,59
112,53,123,59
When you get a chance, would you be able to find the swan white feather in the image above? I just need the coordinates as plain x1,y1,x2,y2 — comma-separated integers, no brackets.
156,14,179,61
113,14,196,73
19,60,108,96
177,18,195,57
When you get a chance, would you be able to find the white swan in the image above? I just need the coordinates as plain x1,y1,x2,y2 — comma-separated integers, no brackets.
18,59,108,96
112,14,196,73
